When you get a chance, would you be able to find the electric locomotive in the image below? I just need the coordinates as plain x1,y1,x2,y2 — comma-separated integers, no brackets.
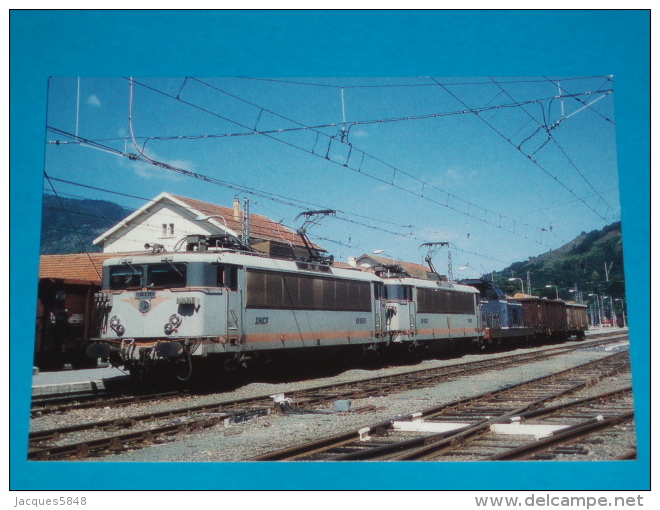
88,249,382,380
376,265,481,353
87,236,481,380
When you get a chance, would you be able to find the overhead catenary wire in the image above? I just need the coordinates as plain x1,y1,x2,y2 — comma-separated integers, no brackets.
430,76,612,223
50,75,610,243
192,77,572,245
544,75,615,126
46,75,617,268
135,76,562,247
44,139,424,249
488,76,616,216
48,88,612,150
69,78,550,255
51,81,612,266
44,163,417,241
44,164,511,267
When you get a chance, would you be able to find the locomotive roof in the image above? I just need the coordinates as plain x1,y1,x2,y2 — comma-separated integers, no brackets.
100,249,382,282
380,276,480,294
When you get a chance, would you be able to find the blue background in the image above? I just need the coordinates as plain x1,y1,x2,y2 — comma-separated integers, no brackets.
10,10,650,490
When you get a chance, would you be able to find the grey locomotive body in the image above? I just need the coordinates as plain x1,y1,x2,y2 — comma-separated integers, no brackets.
88,248,481,380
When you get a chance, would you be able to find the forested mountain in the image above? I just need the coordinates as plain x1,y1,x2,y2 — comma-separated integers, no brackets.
39,194,134,254
491,222,625,300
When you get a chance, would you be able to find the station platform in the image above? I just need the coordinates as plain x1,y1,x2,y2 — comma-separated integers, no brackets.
32,365,130,398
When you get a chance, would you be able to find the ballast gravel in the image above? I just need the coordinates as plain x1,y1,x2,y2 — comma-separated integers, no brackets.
29,340,636,462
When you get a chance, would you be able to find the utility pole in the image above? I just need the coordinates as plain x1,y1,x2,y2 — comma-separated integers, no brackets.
615,299,627,328
526,271,532,297
589,294,602,327
448,251,453,283
242,197,250,246
606,296,617,327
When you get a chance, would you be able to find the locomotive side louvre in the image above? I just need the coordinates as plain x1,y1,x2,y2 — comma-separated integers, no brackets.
240,266,382,350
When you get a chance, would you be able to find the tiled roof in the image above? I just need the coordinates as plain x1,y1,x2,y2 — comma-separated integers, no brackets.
170,194,322,250
39,253,131,284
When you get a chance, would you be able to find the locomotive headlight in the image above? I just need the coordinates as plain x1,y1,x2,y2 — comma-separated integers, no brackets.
110,315,125,336
164,314,182,335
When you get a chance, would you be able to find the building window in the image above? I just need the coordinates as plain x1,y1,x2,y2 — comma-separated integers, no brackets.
162,224,167,236
169,223,174,235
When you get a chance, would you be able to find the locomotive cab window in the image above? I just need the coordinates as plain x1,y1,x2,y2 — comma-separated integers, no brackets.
147,263,187,288
385,285,413,301
482,287,499,301
216,265,239,291
109,265,143,290
374,282,384,300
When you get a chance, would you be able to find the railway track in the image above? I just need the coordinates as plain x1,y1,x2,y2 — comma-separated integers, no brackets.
251,351,632,461
30,331,627,416
30,390,188,417
30,333,627,417
28,335,628,461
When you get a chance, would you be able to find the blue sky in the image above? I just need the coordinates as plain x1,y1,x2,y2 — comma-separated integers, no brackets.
44,75,620,277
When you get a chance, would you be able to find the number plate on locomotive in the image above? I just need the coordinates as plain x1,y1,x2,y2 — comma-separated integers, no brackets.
135,291,156,299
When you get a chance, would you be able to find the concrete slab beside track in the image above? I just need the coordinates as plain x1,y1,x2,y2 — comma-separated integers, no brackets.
32,366,129,398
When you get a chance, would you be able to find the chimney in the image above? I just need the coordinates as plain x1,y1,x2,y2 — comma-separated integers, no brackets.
233,197,241,221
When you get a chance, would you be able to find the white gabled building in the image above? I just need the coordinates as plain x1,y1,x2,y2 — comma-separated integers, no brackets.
93,192,325,258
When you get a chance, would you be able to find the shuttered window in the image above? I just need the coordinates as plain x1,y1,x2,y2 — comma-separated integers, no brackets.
246,269,371,312
417,288,475,314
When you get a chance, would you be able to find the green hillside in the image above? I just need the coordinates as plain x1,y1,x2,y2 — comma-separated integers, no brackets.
492,222,625,301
